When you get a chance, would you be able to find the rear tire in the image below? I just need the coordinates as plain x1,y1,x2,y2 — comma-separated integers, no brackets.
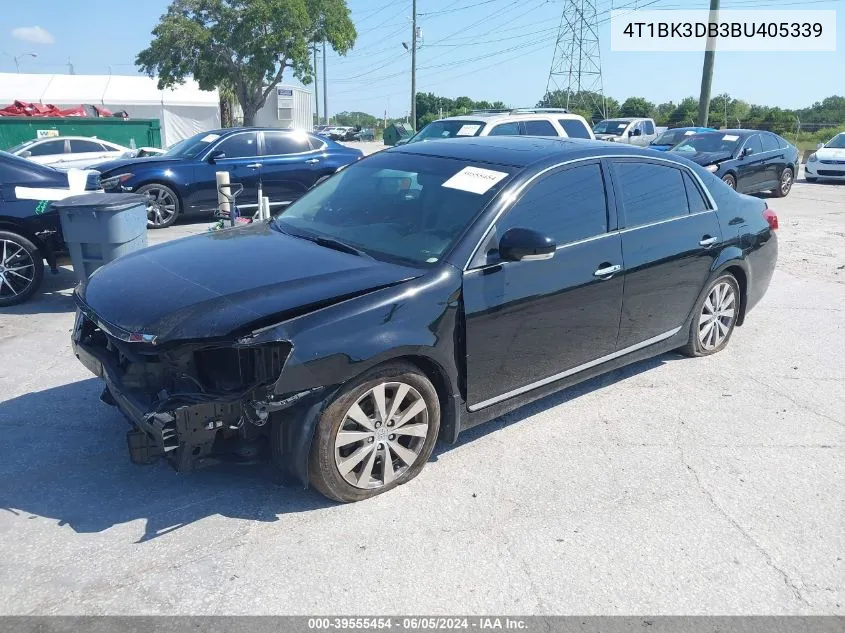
772,167,793,198
722,173,737,189
0,231,44,307
308,361,440,502
680,274,740,357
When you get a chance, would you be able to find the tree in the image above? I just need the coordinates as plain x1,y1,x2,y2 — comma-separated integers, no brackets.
620,97,655,118
137,0,356,126
668,97,699,126
333,111,378,127
654,102,675,126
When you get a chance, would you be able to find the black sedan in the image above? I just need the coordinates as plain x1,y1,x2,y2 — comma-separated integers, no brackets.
671,129,798,197
71,137,777,502
0,151,100,306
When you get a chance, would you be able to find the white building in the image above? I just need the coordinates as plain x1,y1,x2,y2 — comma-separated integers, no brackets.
0,72,220,146
250,84,313,131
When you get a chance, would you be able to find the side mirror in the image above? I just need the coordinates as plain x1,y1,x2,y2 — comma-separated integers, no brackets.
20,150,32,158
742,147,754,157
208,150,226,163
632,128,642,137
499,228,556,262
817,142,824,150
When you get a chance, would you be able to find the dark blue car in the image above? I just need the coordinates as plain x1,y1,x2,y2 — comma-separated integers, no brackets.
95,128,364,228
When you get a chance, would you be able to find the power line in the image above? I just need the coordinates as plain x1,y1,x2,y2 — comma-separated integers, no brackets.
419,0,513,17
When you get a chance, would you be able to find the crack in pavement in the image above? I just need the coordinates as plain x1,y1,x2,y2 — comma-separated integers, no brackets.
745,374,845,431
678,446,812,608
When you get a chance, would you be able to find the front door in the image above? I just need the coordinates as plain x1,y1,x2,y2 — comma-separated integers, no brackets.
610,158,724,349
259,130,323,209
735,133,765,192
196,131,261,211
463,160,624,409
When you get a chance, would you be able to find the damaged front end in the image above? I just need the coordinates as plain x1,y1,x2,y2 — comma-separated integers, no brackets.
71,304,309,472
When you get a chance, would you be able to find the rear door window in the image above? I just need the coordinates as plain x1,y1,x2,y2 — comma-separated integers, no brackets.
522,120,558,136
613,161,690,227
263,131,311,156
69,139,106,154
558,118,592,139
487,122,520,136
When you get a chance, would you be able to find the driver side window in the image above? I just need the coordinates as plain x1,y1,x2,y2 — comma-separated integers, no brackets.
496,162,608,249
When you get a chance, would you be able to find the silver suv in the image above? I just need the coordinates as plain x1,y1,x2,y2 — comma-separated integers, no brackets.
405,108,595,144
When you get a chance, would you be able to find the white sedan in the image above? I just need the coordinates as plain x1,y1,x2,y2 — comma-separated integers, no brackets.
805,132,845,182
7,136,130,170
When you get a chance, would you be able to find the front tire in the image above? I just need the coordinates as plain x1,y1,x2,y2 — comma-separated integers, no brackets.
722,173,737,189
0,231,44,307
772,167,793,197
136,183,181,228
308,362,440,502
680,274,740,357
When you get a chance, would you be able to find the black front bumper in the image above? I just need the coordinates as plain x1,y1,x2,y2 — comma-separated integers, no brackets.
71,310,235,471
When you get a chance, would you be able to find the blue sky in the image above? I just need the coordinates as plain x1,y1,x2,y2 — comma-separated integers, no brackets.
1,0,842,118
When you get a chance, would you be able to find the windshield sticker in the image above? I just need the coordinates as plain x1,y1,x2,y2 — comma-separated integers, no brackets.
722,134,740,141
442,166,508,195
201,134,221,143
456,124,480,136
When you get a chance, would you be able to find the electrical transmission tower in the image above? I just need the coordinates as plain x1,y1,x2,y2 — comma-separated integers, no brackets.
545,0,607,120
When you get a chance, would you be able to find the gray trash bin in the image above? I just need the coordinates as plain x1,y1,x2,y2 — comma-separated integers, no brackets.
54,193,148,283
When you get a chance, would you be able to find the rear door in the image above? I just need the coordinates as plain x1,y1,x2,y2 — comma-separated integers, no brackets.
67,139,111,166
259,131,323,209
485,121,520,136
610,158,723,350
463,160,623,408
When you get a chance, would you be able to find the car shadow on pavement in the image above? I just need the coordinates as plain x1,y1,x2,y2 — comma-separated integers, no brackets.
0,378,331,542
2,267,78,315
436,353,678,454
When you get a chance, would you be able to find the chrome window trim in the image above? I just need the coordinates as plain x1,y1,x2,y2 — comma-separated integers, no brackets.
462,154,718,271
467,326,682,411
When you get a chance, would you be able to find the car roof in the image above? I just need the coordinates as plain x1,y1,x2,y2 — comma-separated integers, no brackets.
439,111,583,123
387,135,682,168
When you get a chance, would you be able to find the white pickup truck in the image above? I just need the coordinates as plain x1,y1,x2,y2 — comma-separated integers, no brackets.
593,117,659,146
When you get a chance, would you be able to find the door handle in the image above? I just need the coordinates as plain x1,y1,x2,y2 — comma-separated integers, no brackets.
593,264,622,277
305,158,320,164
246,162,262,169
699,235,719,247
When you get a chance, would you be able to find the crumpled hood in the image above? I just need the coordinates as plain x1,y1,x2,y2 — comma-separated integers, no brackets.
93,155,184,175
77,222,422,342
686,150,733,166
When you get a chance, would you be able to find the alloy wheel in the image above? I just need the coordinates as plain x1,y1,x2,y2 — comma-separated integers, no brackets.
333,381,429,490
781,169,793,195
142,186,177,227
0,238,36,300
723,175,736,189
698,281,737,351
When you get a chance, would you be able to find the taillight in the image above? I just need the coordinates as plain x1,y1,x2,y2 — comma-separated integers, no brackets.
763,208,778,230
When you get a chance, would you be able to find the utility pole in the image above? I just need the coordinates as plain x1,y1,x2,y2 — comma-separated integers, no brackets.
411,0,417,131
322,40,328,125
313,43,320,125
697,0,720,126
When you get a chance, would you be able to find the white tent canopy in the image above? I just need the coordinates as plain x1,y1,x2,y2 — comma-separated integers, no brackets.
0,73,220,145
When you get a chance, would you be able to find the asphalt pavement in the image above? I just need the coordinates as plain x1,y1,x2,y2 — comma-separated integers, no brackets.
0,160,842,615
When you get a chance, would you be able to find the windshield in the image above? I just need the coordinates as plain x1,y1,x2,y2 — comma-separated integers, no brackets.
672,132,742,155
273,152,515,266
593,120,630,135
824,133,845,149
408,120,485,143
162,132,222,158
7,140,38,154
652,128,699,146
